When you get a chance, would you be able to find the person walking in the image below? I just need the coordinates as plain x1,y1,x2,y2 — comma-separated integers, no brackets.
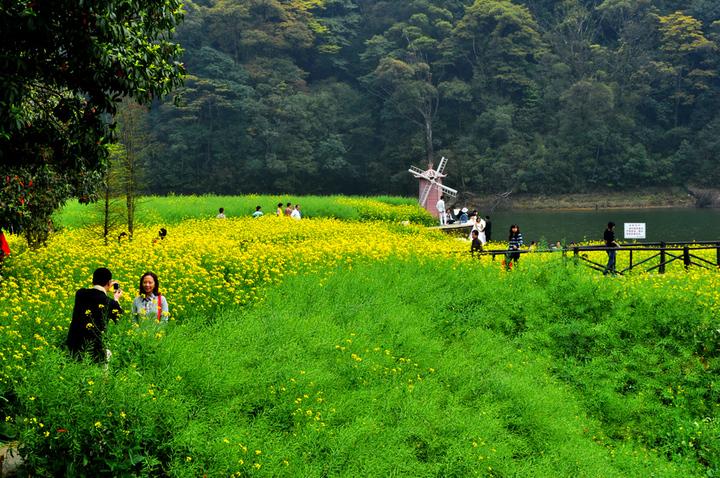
603,221,620,275
436,195,446,226
252,206,263,218
216,207,226,219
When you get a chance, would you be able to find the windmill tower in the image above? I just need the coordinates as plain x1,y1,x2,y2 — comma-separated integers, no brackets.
408,156,458,218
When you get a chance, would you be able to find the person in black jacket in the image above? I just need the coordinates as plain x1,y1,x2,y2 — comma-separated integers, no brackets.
603,222,620,275
67,267,123,363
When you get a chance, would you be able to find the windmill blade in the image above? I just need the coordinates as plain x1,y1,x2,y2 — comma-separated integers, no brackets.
439,184,458,197
408,165,432,180
419,181,434,207
436,156,448,175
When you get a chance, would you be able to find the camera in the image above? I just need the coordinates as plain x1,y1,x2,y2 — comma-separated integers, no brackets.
113,283,120,291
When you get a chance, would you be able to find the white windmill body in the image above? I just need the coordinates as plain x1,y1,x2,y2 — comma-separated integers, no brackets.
408,156,458,219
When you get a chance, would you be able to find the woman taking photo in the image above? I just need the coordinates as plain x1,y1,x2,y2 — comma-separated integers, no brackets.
131,271,170,323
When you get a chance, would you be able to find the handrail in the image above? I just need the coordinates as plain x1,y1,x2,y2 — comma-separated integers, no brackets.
468,241,720,274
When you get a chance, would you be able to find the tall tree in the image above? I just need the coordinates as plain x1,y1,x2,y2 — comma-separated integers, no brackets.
362,1,456,168
655,11,717,128
115,100,153,238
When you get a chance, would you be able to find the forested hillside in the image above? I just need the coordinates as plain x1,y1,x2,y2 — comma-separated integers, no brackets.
142,0,720,196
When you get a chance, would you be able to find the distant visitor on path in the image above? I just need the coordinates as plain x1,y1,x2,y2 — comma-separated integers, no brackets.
484,216,492,242
291,204,302,220
153,227,167,244
507,224,524,265
131,271,169,323
216,207,226,219
459,208,469,224
252,206,263,218
66,267,123,364
276,202,283,216
436,195,446,226
284,202,293,216
469,214,487,245
470,229,483,255
603,222,620,275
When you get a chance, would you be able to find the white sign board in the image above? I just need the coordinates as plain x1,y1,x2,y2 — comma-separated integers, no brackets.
624,223,646,240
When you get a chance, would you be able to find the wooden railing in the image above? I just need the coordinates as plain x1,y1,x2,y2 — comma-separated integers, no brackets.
471,241,720,275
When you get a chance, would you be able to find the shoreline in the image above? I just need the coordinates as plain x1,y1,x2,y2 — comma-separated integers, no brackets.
512,204,700,211
468,188,706,211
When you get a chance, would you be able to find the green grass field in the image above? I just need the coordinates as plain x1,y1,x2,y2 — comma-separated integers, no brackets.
54,195,432,228
2,197,718,476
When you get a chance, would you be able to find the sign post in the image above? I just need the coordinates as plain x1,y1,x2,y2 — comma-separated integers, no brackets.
624,223,646,240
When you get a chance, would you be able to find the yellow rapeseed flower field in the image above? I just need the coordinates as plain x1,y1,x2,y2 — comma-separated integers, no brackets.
0,217,462,384
1,215,719,388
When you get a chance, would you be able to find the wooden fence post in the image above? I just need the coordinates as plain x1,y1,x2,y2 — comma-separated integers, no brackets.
716,242,720,268
629,249,633,272
573,247,579,266
683,246,690,270
659,242,666,274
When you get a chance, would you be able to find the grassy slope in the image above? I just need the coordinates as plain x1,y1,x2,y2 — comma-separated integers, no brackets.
132,258,708,477
54,195,425,229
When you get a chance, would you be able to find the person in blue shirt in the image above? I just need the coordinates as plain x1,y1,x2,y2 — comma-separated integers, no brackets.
252,206,263,218
459,208,469,224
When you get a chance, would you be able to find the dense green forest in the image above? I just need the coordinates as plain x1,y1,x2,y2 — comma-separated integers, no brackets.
139,0,720,196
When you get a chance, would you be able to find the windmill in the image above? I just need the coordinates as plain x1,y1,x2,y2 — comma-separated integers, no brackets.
408,156,458,218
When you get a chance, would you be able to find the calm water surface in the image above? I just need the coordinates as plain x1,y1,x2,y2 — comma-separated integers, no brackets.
473,208,720,244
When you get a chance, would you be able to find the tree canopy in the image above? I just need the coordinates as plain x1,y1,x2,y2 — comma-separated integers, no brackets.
139,0,719,197
4,0,720,212
0,0,185,242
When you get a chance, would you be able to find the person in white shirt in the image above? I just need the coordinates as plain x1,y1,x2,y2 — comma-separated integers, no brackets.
290,205,302,220
469,213,487,244
436,196,446,226
252,206,263,218
216,207,226,219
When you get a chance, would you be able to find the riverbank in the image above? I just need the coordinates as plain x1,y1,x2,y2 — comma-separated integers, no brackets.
472,188,699,211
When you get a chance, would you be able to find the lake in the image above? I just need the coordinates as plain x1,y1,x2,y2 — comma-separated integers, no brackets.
465,208,720,244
